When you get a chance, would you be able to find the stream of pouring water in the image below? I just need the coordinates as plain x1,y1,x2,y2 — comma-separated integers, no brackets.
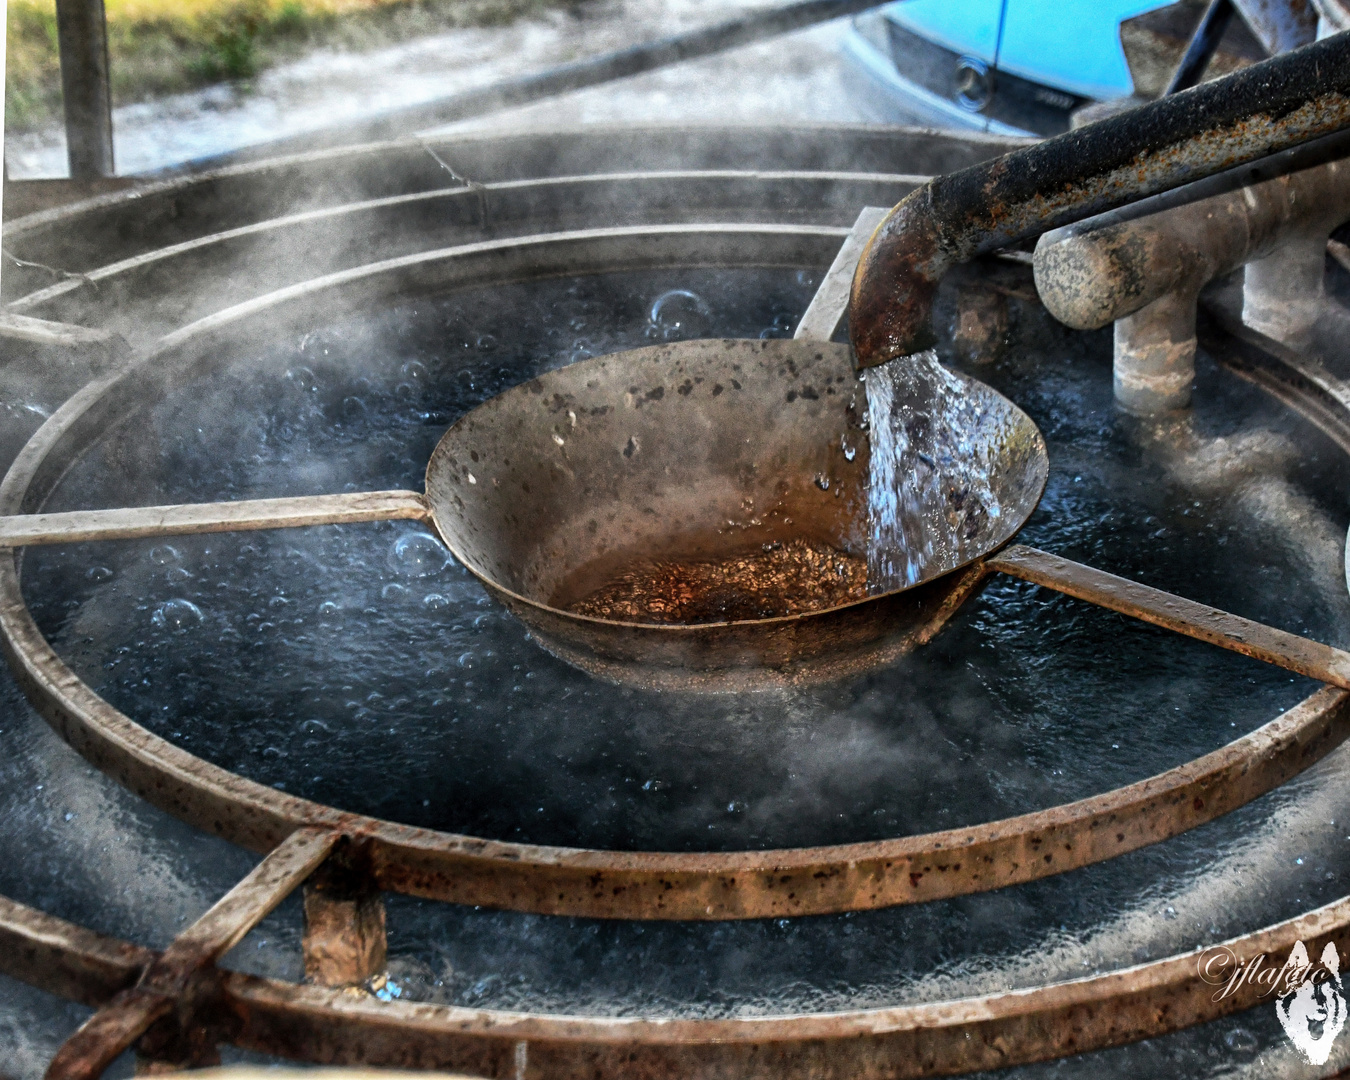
864,350,1003,593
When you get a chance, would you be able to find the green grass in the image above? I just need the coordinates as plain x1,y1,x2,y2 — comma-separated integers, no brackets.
6,0,591,130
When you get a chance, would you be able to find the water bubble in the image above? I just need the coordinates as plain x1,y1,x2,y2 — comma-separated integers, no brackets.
648,289,711,340
381,583,410,601
423,593,450,610
569,339,596,364
759,312,796,339
814,473,830,491
394,382,418,403
286,366,317,392
341,396,367,420
795,269,818,288
388,533,451,577
152,598,202,631
86,566,113,583
457,652,477,669
474,333,498,351
400,360,428,383
149,545,181,566
1223,1027,1258,1053
318,601,341,618
841,434,857,462
727,800,747,813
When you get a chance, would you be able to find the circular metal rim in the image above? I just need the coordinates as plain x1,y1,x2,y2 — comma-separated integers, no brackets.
5,170,930,321
1,222,1347,924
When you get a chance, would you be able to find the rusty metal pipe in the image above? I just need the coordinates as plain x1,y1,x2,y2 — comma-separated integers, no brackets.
849,28,1350,369
1032,157,1350,410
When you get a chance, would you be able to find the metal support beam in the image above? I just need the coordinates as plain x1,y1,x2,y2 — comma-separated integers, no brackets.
54,0,115,180
988,545,1350,688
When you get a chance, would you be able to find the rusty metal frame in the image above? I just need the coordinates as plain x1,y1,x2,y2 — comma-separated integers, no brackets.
9,855,1350,1077
2,224,1350,1074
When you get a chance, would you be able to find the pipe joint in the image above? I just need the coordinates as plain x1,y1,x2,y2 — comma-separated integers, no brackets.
1034,159,1350,413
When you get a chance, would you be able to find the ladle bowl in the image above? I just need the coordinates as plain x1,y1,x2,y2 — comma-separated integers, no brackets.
424,337,1048,690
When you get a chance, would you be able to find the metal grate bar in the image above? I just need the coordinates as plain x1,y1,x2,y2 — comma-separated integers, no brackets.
45,827,339,1079
0,491,429,548
0,895,151,1007
988,544,1350,688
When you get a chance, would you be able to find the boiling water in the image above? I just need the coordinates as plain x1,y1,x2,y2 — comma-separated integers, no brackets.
864,349,1003,592
10,266,1350,1072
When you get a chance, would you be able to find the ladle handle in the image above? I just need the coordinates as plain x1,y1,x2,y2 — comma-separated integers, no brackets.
0,490,430,548
794,206,889,343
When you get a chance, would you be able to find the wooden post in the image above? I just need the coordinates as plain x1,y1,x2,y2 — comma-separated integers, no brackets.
54,0,115,179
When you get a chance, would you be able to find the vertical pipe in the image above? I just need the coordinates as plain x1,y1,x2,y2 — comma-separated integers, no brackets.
54,0,114,180
1165,0,1236,96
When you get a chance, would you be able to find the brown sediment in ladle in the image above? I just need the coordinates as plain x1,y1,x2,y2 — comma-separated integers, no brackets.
560,535,868,624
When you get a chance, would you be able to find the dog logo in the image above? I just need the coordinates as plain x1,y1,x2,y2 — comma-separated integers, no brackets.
1276,941,1346,1065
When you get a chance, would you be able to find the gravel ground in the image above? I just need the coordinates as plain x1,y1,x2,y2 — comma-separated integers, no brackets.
4,0,888,178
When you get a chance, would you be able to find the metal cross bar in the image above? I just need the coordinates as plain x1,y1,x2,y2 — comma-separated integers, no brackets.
45,827,339,1080
988,544,1350,688
0,491,430,548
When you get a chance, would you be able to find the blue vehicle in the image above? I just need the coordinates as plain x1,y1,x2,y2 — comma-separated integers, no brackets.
842,0,1179,136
